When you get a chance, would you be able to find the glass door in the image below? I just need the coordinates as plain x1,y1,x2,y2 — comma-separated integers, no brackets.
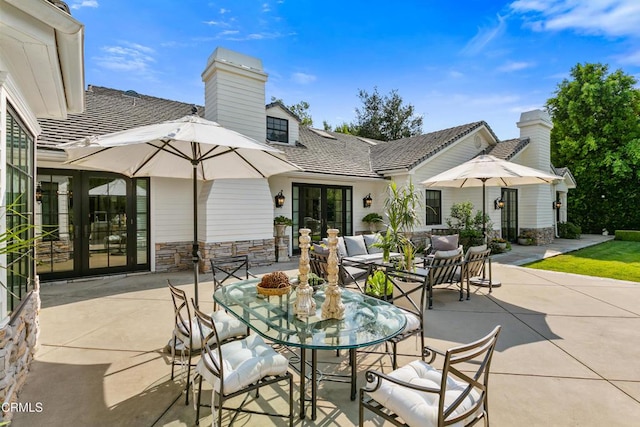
292,183,352,251
501,188,518,242
36,170,149,280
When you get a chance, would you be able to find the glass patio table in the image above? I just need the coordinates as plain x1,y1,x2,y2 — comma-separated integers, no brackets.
213,278,406,420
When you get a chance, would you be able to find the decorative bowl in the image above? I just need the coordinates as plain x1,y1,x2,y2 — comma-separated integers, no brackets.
256,285,291,296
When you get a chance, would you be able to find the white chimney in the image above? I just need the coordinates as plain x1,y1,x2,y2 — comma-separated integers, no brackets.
516,109,553,172
201,47,268,143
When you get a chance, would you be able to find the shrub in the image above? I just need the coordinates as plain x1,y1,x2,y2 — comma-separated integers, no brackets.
614,230,640,242
557,222,581,239
273,215,293,226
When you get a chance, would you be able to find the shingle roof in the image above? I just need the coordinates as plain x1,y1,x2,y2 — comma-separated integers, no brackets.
37,86,203,148
37,85,542,179
485,137,530,160
369,121,495,172
279,128,383,178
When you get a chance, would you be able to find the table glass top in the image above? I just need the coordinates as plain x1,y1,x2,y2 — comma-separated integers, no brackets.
213,278,407,350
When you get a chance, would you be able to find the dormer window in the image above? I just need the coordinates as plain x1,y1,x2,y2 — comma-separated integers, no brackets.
267,116,288,143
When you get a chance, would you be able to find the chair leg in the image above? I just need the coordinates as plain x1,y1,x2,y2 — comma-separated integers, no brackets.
288,374,294,427
170,334,177,380
195,376,203,425
184,347,192,405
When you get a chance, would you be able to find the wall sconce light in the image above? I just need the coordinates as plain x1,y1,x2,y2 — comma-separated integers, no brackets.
494,197,505,209
553,200,562,209
35,184,43,203
274,190,285,208
363,193,373,208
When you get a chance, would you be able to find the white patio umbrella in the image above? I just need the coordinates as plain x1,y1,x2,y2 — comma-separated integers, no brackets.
61,113,301,306
421,154,562,239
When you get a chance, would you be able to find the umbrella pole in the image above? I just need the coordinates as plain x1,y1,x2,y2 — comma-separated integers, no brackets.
192,161,200,308
482,179,487,243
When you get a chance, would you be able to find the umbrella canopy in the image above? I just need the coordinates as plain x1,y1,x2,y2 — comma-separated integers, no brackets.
61,114,301,305
421,155,562,238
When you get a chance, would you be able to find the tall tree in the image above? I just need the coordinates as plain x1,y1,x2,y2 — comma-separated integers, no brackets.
270,97,313,126
546,63,640,233
352,87,423,141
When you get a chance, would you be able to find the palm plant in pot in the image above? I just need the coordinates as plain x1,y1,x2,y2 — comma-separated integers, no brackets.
373,181,422,263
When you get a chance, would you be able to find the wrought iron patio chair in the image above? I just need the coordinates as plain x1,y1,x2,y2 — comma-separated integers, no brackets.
191,301,294,426
210,255,256,310
360,325,501,427
455,247,492,300
168,280,197,405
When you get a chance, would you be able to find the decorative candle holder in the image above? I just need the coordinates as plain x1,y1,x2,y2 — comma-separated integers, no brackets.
294,228,316,318
321,228,345,320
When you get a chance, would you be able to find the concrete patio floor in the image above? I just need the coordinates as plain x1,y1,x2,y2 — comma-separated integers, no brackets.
11,235,640,426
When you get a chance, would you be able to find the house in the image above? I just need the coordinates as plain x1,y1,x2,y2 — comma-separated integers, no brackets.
34,47,575,283
0,0,84,419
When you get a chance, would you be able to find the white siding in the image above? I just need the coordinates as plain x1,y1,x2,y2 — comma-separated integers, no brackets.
152,177,194,242
204,179,273,242
411,130,498,232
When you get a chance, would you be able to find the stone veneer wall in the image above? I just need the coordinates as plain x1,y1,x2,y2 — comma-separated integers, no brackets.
519,227,555,245
0,288,40,424
155,239,276,273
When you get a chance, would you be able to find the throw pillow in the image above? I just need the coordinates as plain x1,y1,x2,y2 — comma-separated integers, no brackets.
431,234,459,251
321,237,348,258
362,233,383,254
312,243,329,255
344,235,368,256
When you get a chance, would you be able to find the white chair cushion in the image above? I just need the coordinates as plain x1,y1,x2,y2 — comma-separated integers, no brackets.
211,310,247,342
196,334,289,394
398,308,421,334
368,360,483,427
175,311,245,351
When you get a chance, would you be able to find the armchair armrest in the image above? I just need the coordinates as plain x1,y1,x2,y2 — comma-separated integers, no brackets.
362,369,441,394
423,344,446,364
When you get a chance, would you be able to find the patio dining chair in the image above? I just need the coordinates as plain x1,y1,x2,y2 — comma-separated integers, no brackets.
191,301,294,426
309,252,368,291
455,246,492,300
210,255,256,310
168,280,247,405
360,325,501,427
168,281,197,405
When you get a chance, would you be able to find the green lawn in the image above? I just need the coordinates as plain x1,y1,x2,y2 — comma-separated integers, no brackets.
525,240,640,283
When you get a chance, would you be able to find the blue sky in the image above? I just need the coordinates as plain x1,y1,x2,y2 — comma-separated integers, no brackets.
69,0,640,140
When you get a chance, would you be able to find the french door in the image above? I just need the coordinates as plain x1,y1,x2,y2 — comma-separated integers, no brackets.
292,183,352,251
500,188,518,242
36,169,149,280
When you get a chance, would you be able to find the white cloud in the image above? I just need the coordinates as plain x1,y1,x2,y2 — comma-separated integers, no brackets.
498,61,535,72
219,8,230,14
510,0,640,38
262,3,271,12
449,70,464,78
95,42,155,74
615,49,640,66
70,0,98,9
462,15,507,55
291,72,317,85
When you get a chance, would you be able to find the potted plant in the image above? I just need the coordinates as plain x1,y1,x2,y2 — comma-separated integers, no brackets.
362,212,383,232
517,230,535,246
491,237,507,250
273,215,293,237
365,269,393,300
372,181,422,262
